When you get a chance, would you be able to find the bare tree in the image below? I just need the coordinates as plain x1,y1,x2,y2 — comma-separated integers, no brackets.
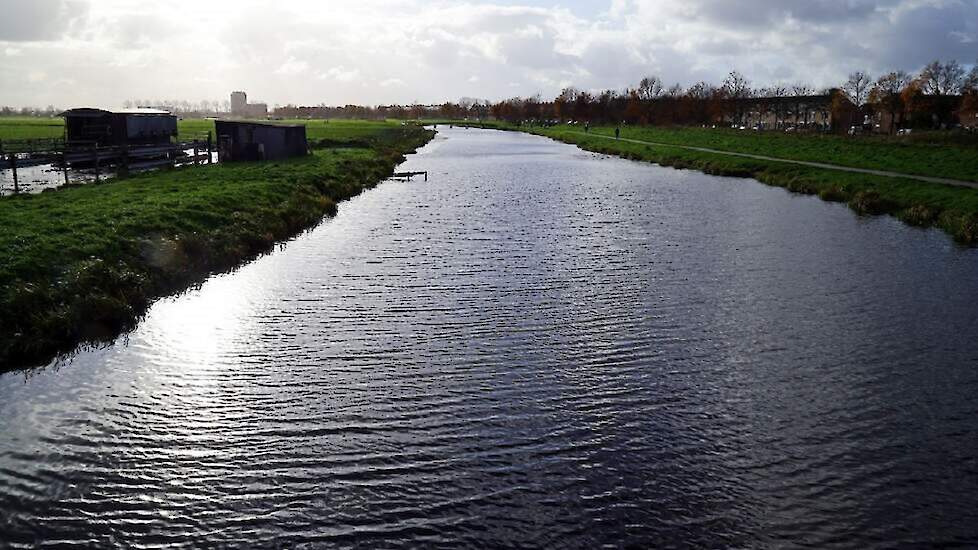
722,71,752,98
919,60,966,96
636,76,664,100
843,71,872,106
721,71,752,124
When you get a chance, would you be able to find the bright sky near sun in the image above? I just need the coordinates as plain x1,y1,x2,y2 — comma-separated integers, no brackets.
1,0,976,108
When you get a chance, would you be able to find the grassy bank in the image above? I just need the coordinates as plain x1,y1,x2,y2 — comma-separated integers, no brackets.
448,121,978,245
0,122,433,371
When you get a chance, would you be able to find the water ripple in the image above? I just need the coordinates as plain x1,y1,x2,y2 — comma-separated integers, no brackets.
2,128,978,548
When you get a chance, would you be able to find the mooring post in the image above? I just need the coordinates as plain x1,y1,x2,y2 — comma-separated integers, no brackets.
93,145,100,183
193,140,199,166
207,132,213,164
63,151,70,186
9,153,19,194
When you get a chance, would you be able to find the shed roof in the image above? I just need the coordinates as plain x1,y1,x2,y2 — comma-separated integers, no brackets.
60,107,174,117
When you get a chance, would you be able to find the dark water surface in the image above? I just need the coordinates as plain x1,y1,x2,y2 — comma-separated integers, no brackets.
2,128,978,548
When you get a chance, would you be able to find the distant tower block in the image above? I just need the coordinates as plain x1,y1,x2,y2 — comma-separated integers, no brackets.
230,91,247,116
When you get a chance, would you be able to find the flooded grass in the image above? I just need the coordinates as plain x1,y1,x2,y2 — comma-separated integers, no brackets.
0,123,433,371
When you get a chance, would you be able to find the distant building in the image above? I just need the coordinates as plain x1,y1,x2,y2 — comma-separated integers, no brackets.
247,102,268,119
230,91,247,116
230,91,269,119
60,107,177,147
959,93,978,130
730,91,855,133
215,120,308,162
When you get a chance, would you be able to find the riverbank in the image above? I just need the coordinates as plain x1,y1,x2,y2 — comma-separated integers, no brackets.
447,121,978,245
0,123,433,371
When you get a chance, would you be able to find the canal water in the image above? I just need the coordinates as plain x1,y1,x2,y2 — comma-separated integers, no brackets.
2,128,978,548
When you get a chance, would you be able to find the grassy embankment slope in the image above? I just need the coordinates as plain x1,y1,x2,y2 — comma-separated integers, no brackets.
450,120,978,244
0,121,433,371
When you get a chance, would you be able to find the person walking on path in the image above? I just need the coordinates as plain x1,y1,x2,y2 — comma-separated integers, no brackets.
615,126,620,140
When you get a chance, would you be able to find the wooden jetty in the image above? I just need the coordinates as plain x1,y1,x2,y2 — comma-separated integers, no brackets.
1,135,214,194
393,171,428,181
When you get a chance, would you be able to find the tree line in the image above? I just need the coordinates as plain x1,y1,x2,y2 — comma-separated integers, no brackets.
475,59,978,130
275,59,978,132
3,59,976,132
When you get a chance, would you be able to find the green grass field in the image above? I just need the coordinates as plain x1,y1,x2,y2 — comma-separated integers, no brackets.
0,121,433,370
0,117,65,141
0,116,418,145
582,125,978,183
175,118,412,143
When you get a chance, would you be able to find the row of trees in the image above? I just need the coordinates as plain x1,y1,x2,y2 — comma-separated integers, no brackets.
4,60,976,132
121,99,233,115
475,58,978,129
273,58,976,132
0,105,63,117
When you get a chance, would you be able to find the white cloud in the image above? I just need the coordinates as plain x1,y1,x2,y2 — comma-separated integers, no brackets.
0,0,975,109
275,58,311,76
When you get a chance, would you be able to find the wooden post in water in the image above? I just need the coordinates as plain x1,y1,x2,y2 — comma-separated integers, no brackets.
207,132,213,164
93,145,100,183
8,153,19,194
63,151,70,186
193,140,199,166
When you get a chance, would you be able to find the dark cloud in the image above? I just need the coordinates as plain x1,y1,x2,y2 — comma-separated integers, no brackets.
873,3,978,69
691,0,884,27
0,0,88,42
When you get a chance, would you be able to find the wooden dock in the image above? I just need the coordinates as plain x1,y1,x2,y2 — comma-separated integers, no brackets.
1,134,215,194
393,171,428,181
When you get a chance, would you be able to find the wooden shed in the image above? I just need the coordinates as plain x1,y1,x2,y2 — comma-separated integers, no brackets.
61,108,177,147
215,121,308,162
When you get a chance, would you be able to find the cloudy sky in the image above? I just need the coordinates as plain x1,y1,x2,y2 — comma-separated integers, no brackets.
1,0,976,108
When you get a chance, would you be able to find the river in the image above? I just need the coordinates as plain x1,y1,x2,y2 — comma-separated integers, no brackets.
2,127,977,548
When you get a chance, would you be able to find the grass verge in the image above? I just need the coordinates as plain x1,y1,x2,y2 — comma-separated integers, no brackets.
0,123,433,372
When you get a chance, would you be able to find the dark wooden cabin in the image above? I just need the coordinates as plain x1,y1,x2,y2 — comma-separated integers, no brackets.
61,108,177,147
215,121,308,162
